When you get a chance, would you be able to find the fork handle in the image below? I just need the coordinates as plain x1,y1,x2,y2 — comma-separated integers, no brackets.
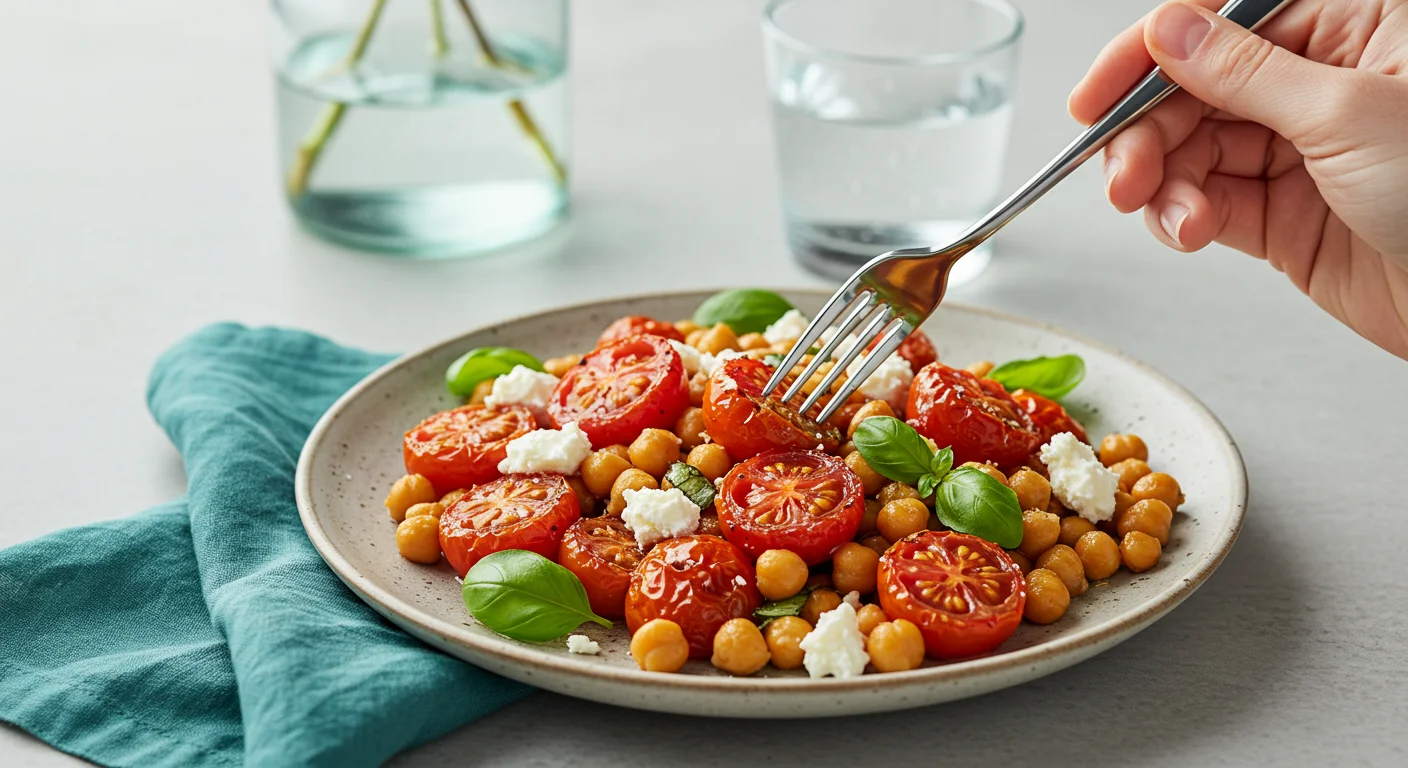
959,0,1297,247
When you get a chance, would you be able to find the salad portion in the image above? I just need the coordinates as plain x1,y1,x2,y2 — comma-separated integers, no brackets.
381,290,1185,677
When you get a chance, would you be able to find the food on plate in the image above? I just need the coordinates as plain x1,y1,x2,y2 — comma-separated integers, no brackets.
377,289,1188,676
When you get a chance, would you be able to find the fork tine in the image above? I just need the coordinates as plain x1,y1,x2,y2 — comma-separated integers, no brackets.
780,295,881,404
815,319,911,424
762,285,868,396
798,305,894,414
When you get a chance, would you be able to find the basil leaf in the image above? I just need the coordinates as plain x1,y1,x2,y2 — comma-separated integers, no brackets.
445,347,545,397
929,446,954,481
852,416,935,486
988,354,1086,400
462,550,611,643
693,289,794,335
664,462,716,510
755,586,815,622
934,467,1024,549
917,473,940,499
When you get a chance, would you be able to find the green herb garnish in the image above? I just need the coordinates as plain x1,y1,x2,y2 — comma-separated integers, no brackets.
664,462,717,511
461,550,611,643
988,354,1085,400
693,289,795,335
754,586,815,628
445,347,544,398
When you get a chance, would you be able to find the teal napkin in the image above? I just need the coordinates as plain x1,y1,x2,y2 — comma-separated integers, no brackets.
0,324,531,767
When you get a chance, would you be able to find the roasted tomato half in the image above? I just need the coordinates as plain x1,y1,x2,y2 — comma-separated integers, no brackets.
558,516,644,619
625,536,762,658
548,334,689,448
717,449,864,565
1012,389,1088,445
867,328,938,373
403,404,537,492
702,357,842,460
878,531,1026,659
596,315,685,348
906,364,1039,467
438,474,580,576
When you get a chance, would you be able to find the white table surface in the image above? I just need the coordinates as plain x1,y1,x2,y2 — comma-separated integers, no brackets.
4,0,1406,765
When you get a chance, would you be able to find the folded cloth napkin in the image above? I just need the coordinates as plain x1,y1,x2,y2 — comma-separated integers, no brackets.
0,324,531,767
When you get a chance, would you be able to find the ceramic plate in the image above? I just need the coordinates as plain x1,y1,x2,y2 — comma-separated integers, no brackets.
295,290,1245,718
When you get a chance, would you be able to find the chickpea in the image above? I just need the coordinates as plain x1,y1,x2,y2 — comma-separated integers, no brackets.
607,468,658,516
756,549,809,600
1120,531,1162,573
1036,544,1088,597
800,588,842,627
1109,458,1152,493
439,488,468,507
580,450,632,497
1057,515,1096,548
859,499,882,536
764,616,811,670
688,373,708,406
965,360,995,378
859,534,891,556
1047,497,1069,517
567,477,597,516
856,603,888,636
1007,550,1033,576
599,444,630,460
737,332,771,351
395,515,442,564
697,323,741,355
675,319,701,336
709,618,770,675
1023,568,1071,624
1099,433,1148,466
878,482,922,506
467,377,496,405
1018,509,1061,560
685,328,708,348
542,354,582,377
686,443,732,482
831,543,880,595
877,498,929,543
1006,468,1051,513
674,408,708,450
403,502,444,520
385,474,437,522
824,402,864,434
628,429,682,478
846,400,897,439
1075,530,1121,580
838,440,859,457
867,619,926,672
1114,490,1137,517
697,511,723,537
844,452,888,496
962,461,1007,485
1117,499,1173,546
805,573,834,591
630,619,690,672
1131,472,1183,511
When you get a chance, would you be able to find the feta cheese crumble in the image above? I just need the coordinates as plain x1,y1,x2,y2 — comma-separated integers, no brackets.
845,349,914,410
483,365,560,421
842,591,862,611
497,422,593,476
668,340,702,376
566,634,600,655
698,348,742,377
763,309,810,345
1040,432,1120,523
799,602,869,679
621,487,701,548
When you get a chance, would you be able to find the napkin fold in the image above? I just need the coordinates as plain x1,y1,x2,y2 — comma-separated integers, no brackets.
0,324,531,767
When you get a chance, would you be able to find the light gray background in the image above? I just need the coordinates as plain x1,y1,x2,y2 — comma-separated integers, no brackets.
3,0,1405,765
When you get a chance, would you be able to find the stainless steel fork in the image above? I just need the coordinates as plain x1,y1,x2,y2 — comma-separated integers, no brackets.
763,0,1297,424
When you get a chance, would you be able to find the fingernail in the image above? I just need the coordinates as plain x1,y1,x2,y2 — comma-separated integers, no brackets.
1151,3,1211,60
1103,156,1123,197
1160,204,1190,245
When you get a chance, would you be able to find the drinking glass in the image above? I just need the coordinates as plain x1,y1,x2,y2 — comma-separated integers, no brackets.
763,0,1023,284
271,0,569,256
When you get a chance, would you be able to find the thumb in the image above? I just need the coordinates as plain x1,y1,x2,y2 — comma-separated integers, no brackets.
1145,2,1347,142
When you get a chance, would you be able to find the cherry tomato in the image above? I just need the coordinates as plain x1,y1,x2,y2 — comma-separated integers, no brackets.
597,315,685,348
1011,389,1089,445
717,449,864,565
438,474,580,576
878,530,1026,659
906,363,1039,467
867,329,938,373
403,404,537,493
701,357,842,460
625,536,762,658
548,335,689,448
558,516,644,619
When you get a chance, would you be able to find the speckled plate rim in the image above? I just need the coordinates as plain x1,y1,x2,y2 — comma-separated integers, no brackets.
295,289,1247,703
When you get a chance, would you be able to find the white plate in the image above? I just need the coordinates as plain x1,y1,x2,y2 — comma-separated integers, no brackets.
295,290,1246,718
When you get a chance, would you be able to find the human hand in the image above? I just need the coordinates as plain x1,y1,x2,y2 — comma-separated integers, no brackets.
1069,0,1408,359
